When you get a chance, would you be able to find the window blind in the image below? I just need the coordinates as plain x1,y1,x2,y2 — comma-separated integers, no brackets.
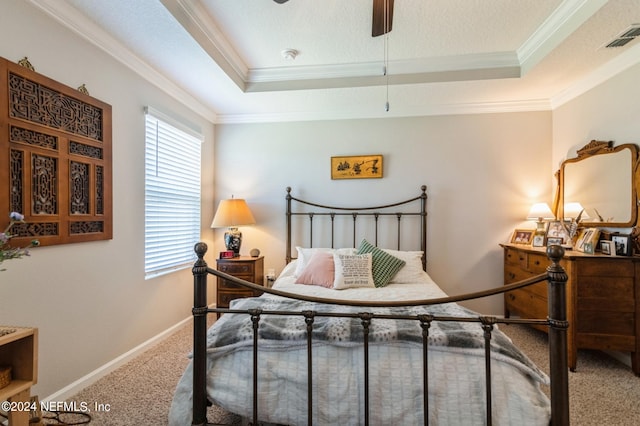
144,109,202,277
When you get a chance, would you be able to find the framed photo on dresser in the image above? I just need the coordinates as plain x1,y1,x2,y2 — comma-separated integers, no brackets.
612,234,632,256
546,220,572,245
575,228,600,253
511,229,534,245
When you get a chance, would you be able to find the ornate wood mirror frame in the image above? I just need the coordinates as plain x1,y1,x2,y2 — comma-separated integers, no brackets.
557,140,639,228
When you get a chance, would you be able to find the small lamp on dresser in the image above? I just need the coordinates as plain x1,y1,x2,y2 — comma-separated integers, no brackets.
527,202,555,234
211,197,256,257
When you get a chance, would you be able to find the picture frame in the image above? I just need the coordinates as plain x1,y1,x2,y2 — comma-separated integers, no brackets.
546,220,572,246
600,240,615,256
611,234,632,256
532,233,546,247
547,237,563,246
511,229,534,245
583,242,595,255
574,228,600,253
331,154,383,179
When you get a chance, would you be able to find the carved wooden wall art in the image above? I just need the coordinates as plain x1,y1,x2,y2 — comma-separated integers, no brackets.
0,57,112,247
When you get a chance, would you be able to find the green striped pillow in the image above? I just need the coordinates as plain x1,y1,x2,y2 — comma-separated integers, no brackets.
357,239,406,287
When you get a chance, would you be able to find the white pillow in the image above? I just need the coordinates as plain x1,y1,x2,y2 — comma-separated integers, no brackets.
294,247,355,277
382,249,425,284
333,253,374,290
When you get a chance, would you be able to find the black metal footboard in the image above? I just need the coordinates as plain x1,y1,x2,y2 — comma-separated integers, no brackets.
190,242,569,426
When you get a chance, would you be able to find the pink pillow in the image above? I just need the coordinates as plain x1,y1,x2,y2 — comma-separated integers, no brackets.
295,252,335,288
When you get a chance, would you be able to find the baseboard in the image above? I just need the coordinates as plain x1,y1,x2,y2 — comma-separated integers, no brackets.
43,315,193,402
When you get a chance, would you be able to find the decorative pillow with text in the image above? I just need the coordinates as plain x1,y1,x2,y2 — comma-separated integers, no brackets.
333,253,374,290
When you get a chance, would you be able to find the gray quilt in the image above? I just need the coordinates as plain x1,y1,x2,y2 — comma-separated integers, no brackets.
208,296,545,379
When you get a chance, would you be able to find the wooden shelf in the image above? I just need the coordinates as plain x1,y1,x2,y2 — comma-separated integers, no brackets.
0,326,38,425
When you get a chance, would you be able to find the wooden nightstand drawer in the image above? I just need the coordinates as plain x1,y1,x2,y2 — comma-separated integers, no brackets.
219,278,256,291
218,262,255,275
216,256,264,317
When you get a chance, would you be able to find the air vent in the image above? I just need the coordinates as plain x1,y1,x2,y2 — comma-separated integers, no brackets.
605,24,640,48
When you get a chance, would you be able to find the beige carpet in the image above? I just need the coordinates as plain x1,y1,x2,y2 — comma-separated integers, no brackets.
60,321,640,425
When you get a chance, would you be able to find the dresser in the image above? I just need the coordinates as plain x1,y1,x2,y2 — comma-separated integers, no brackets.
501,243,640,375
216,256,264,317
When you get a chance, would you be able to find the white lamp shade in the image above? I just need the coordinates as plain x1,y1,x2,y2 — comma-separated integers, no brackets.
211,198,256,228
564,202,590,220
527,203,555,220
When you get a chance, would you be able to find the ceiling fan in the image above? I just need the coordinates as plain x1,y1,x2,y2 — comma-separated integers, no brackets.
273,0,394,37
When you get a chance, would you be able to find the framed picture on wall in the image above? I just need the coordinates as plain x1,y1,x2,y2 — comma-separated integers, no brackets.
331,155,383,179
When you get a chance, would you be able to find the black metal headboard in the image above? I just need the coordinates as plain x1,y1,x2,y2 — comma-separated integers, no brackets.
285,185,428,270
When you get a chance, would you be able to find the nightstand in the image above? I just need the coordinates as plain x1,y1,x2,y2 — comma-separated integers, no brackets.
216,256,264,317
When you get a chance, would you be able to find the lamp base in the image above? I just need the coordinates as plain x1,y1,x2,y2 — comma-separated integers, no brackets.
224,227,242,257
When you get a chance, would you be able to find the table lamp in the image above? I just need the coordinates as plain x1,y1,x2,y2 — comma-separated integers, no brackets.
527,202,555,233
211,197,256,257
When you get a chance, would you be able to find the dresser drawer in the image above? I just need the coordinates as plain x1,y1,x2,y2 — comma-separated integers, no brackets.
576,258,634,277
504,248,547,273
504,265,548,299
505,288,548,322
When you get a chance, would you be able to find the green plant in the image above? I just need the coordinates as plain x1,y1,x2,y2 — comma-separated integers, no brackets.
1,212,40,271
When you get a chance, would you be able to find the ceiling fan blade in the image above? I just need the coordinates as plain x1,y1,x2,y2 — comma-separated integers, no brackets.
372,0,394,37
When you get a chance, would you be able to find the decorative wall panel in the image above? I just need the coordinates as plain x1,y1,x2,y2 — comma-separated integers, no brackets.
1,57,112,246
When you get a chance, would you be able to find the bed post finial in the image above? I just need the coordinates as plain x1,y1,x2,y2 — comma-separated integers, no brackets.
194,242,208,263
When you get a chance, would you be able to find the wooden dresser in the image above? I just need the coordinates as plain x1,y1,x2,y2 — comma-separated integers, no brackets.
216,256,264,317
501,243,640,375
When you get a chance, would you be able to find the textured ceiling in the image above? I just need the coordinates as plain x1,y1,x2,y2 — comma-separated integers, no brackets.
30,0,640,123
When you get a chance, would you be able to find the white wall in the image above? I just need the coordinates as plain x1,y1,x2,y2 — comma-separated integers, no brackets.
552,63,640,171
214,113,553,315
0,1,215,397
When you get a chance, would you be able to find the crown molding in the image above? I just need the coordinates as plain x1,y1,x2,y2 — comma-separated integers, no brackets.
214,99,552,124
551,41,640,108
28,0,218,123
518,0,608,75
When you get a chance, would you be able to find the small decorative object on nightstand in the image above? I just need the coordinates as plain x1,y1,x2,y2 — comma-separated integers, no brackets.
216,256,264,318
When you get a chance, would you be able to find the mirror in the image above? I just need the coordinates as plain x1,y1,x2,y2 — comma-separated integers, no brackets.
560,140,638,228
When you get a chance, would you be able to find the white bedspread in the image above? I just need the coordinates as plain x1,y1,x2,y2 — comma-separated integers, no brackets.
169,262,551,425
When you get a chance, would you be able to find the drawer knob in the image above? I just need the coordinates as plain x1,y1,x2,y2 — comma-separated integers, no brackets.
508,273,515,280
508,294,515,301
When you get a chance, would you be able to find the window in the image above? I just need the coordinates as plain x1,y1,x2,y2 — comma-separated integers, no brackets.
144,107,202,277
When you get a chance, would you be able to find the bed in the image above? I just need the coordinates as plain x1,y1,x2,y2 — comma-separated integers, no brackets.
169,185,569,425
